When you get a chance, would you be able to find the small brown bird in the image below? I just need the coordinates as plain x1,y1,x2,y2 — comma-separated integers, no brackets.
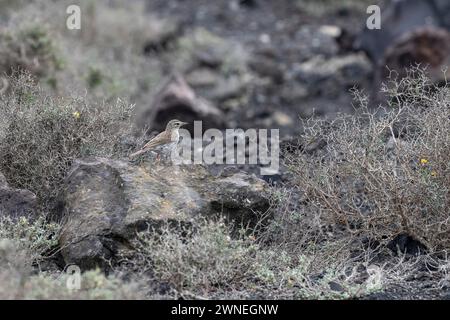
129,119,188,159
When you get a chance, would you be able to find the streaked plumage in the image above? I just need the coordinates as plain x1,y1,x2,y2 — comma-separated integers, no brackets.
129,119,187,159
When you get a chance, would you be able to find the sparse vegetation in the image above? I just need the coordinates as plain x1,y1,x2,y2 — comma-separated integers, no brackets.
123,218,382,299
0,24,63,79
123,70,449,299
0,216,144,299
277,68,449,253
0,72,134,208
0,251,145,299
0,0,448,300
0,216,59,266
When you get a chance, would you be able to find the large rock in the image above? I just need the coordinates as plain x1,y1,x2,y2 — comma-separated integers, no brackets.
382,27,450,82
136,74,225,133
0,172,37,220
355,0,450,64
56,158,270,269
355,0,450,105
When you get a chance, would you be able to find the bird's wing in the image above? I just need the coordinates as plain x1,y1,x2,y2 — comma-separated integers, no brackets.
129,148,146,159
141,131,168,150
129,131,171,159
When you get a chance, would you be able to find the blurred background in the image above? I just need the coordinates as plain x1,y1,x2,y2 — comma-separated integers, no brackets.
1,0,450,300
0,0,449,138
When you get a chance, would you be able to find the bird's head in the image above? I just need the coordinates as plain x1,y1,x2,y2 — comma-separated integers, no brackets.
166,119,188,131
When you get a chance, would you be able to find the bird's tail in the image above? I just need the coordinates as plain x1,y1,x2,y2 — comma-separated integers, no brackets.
129,149,146,159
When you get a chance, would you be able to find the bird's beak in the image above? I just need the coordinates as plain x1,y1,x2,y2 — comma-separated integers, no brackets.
181,122,188,126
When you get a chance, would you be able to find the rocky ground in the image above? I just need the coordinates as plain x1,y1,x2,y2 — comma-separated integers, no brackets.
0,0,449,300
144,0,374,135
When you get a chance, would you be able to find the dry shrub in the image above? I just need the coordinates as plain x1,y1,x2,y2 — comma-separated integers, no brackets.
0,205,143,300
123,218,382,299
0,216,60,266
128,219,258,298
276,68,449,252
0,72,134,208
0,240,144,300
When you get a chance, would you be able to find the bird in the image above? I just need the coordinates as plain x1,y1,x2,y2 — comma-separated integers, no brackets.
129,119,188,160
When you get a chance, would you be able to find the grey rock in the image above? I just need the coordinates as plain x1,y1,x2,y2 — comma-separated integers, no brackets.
186,68,219,88
382,27,450,83
280,83,309,104
442,290,450,300
194,48,224,69
294,53,372,98
0,172,37,221
355,0,445,64
328,281,345,293
186,68,250,110
136,73,225,133
248,57,284,84
56,158,270,269
208,75,248,103
286,26,339,63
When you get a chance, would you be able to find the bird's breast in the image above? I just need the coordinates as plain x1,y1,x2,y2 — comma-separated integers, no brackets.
171,129,180,142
